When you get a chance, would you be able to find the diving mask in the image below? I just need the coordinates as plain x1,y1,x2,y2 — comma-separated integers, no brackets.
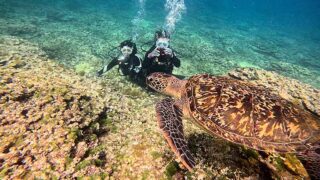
156,38,169,49
121,46,133,57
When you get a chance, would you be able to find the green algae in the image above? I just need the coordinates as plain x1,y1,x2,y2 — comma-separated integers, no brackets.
101,118,118,133
86,134,98,142
75,62,95,75
272,156,285,172
216,175,228,180
88,145,106,155
94,159,104,167
81,173,109,180
65,157,73,169
242,148,259,159
150,151,163,160
141,170,150,180
115,152,126,161
76,160,92,170
51,86,69,96
121,86,143,98
283,154,307,176
99,173,108,179
238,61,260,69
164,161,180,179
13,135,24,147
78,71,86,76
68,128,81,140
132,143,148,157
284,154,301,166
0,166,9,178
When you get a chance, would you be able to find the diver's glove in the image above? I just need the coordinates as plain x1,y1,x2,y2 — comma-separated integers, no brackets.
117,55,126,61
117,55,130,65
133,66,141,73
147,49,160,58
164,47,173,57
97,66,107,77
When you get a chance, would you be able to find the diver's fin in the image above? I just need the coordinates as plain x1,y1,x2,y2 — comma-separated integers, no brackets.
156,98,196,170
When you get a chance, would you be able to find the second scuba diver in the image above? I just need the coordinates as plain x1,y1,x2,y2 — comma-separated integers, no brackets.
97,40,144,84
143,30,181,76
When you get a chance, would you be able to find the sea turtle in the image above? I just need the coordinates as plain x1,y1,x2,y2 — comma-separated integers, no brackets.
146,72,320,179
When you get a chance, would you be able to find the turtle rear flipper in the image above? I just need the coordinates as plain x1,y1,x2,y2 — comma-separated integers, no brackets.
298,146,320,180
156,98,196,170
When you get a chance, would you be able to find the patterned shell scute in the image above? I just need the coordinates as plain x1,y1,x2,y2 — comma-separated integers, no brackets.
186,74,319,148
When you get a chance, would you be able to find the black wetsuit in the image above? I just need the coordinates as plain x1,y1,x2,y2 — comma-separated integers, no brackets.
99,54,143,83
143,45,180,76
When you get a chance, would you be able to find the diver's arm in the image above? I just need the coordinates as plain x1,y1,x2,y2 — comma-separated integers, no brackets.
106,57,119,71
143,47,155,68
142,58,152,74
129,56,142,74
97,58,118,77
172,54,181,67
97,57,119,76
133,56,142,68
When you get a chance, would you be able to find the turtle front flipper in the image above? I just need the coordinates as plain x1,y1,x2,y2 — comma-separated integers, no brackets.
156,98,196,171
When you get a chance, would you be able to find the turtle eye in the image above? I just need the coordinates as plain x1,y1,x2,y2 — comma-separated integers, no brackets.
146,76,154,86
147,77,153,82
315,148,320,154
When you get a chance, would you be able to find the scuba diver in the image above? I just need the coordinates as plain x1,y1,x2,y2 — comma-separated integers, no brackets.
143,30,181,76
97,40,144,84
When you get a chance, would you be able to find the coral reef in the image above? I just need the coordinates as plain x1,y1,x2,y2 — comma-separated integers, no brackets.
0,36,109,179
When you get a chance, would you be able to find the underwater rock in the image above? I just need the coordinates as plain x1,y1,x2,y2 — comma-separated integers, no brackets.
6,24,39,37
74,142,88,160
261,61,320,89
0,36,109,179
45,10,73,22
228,68,320,116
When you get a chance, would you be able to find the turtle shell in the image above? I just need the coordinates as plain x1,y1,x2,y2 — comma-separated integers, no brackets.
185,74,320,153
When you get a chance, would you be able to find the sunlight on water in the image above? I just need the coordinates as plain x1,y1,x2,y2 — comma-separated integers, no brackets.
164,0,186,34
132,0,146,41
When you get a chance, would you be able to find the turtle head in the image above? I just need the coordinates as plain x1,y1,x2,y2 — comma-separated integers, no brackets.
146,72,185,98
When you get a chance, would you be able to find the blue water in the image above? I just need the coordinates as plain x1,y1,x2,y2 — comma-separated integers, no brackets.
1,0,320,87
184,0,320,43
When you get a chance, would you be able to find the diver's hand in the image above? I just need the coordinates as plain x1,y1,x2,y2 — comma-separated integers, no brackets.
97,69,103,77
117,55,127,62
148,49,160,58
97,67,106,77
164,47,173,57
